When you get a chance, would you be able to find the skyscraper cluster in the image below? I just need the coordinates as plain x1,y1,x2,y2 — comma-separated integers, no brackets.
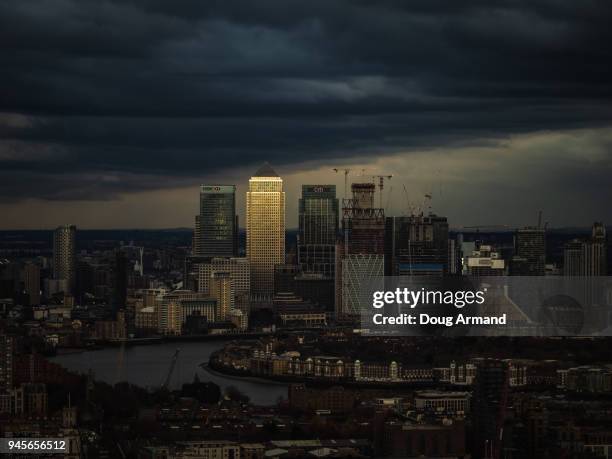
26,162,607,336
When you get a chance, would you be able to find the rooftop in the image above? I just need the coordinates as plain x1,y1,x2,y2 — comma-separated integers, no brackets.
253,162,279,177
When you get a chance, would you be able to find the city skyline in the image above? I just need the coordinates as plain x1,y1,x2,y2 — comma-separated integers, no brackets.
2,3,612,458
1,152,611,231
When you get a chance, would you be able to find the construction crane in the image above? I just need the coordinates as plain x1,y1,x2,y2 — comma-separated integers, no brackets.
372,174,392,208
161,349,180,390
332,168,351,200
402,184,411,215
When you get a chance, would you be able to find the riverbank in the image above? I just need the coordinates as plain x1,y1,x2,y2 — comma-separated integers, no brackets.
50,340,288,406
200,362,289,386
88,331,274,347
207,351,435,390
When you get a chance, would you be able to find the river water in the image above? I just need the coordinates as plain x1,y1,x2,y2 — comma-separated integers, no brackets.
50,341,287,406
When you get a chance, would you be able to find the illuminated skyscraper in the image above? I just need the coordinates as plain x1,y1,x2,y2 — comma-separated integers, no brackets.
246,163,285,296
53,224,76,293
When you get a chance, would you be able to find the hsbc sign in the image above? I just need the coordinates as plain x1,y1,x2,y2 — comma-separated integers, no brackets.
201,185,236,193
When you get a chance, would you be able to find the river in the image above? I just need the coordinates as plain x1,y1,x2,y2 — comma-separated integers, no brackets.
50,341,288,406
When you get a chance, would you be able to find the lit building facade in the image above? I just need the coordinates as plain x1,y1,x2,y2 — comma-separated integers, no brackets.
197,257,250,312
246,164,285,297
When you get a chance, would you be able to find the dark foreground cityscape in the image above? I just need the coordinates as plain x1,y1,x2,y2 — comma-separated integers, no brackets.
1,165,612,458
3,0,612,457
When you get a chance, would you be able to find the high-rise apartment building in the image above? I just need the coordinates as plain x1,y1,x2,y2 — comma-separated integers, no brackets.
511,227,546,276
194,185,237,257
246,164,285,297
53,225,76,293
297,185,339,277
211,271,232,321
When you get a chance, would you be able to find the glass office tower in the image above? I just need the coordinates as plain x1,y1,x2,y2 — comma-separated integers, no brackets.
297,185,339,277
196,185,237,257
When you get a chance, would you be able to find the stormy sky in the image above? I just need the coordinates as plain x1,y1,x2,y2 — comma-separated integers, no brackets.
1,0,612,229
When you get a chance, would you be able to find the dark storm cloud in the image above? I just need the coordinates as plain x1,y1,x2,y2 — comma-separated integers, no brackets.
1,0,612,203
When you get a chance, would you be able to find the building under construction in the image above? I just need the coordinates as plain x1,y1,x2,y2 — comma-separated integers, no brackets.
336,183,385,318
384,214,449,277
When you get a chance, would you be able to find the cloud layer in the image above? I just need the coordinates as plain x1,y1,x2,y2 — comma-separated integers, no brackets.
1,0,611,226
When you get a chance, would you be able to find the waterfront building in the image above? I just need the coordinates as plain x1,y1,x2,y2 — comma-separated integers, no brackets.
135,306,157,331
181,299,217,324
414,390,471,415
246,163,285,297
157,290,208,335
